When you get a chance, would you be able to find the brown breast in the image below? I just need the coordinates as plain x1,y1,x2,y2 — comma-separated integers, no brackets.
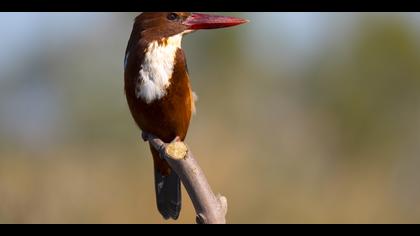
125,48,193,143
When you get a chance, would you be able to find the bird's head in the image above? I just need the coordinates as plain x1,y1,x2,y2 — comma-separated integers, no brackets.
134,12,248,41
125,12,248,104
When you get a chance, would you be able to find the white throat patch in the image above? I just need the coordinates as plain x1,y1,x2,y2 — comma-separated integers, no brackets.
136,33,183,104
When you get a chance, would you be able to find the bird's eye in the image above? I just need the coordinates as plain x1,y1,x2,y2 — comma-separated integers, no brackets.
167,13,179,21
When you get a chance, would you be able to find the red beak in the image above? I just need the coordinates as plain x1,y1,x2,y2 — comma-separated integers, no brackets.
183,13,248,30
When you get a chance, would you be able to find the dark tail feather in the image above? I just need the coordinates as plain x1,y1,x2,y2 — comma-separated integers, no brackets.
154,169,182,220
150,144,182,220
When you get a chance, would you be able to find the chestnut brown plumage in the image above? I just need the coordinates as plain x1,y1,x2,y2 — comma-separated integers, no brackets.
124,12,247,220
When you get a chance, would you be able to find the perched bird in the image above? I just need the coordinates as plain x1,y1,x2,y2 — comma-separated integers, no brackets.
124,12,247,220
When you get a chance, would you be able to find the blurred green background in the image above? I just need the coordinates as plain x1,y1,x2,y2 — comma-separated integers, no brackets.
1,12,420,223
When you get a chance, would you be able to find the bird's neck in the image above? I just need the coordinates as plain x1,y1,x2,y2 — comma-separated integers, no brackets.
135,33,184,104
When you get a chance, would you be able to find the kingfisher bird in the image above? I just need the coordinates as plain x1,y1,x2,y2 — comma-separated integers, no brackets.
124,12,247,220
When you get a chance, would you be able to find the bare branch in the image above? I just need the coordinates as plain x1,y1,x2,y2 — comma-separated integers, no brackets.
144,132,228,224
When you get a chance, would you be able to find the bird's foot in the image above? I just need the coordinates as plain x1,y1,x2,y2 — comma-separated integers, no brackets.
172,136,182,143
141,131,150,142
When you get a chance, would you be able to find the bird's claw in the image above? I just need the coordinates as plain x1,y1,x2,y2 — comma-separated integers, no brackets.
141,131,150,142
172,136,181,143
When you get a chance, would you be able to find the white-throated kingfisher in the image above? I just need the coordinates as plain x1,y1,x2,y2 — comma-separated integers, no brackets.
124,12,247,220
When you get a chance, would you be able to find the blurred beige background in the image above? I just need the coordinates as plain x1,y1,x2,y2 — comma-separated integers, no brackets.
1,12,420,223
